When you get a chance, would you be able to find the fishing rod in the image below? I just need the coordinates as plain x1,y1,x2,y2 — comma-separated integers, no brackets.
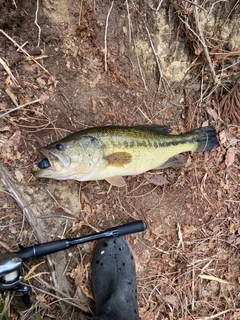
0,220,147,304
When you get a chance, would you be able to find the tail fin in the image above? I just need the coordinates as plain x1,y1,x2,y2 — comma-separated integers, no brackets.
192,126,219,152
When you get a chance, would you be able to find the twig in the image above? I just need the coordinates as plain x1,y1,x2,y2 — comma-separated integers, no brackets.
0,57,20,87
78,0,83,26
156,0,164,11
191,267,195,311
145,23,168,91
34,283,92,313
46,189,81,221
137,106,151,122
16,41,28,52
178,16,204,47
222,0,239,26
195,309,233,320
0,98,41,118
12,0,17,8
34,0,41,47
132,38,148,91
193,0,219,85
0,29,50,75
220,60,240,72
104,1,114,72
125,0,132,43
177,223,185,250
184,0,208,12
0,163,45,243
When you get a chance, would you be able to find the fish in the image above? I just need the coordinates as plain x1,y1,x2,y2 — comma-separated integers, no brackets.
33,125,219,187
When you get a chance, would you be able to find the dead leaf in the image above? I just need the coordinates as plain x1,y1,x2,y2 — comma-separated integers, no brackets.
91,58,102,68
105,111,116,117
219,130,226,144
90,72,102,88
39,94,50,104
194,46,203,55
183,225,197,236
36,77,46,87
226,132,238,146
96,203,103,215
0,126,10,132
202,120,209,127
225,147,237,167
0,102,7,111
119,36,125,56
161,294,178,308
5,87,19,107
144,173,169,186
36,295,47,303
92,99,98,114
0,130,21,163
206,107,220,121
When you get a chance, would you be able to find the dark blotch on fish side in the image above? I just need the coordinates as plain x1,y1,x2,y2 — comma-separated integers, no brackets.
38,158,50,169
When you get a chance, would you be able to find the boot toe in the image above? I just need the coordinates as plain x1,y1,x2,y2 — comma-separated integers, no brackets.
92,237,139,320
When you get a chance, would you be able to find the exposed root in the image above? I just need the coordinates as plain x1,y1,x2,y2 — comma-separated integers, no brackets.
219,82,240,124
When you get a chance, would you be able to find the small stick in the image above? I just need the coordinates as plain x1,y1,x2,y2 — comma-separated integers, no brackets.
16,41,28,52
104,1,114,72
0,29,50,75
78,0,83,26
195,309,233,320
125,0,132,43
177,223,185,250
178,16,204,46
0,57,20,87
145,24,168,91
132,38,148,91
5,87,19,107
184,0,207,12
34,0,41,47
12,0,17,8
193,0,219,85
156,0,164,11
0,98,41,118
191,267,195,311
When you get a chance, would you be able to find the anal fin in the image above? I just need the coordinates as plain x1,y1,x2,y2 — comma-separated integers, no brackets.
106,176,126,187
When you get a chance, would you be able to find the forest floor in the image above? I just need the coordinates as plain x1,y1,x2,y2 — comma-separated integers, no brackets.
0,1,239,319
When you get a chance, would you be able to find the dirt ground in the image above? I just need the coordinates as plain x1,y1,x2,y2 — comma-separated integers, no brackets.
0,0,240,319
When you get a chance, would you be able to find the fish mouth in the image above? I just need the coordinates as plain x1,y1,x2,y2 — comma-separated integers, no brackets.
38,149,54,171
36,148,71,172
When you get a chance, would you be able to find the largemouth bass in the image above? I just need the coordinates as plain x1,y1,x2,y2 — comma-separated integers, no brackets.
33,125,219,187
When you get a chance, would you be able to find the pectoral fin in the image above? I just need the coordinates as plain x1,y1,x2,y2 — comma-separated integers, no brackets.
106,176,126,187
105,152,132,167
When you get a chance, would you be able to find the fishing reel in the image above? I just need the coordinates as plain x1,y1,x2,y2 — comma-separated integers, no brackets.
0,252,30,304
0,220,147,305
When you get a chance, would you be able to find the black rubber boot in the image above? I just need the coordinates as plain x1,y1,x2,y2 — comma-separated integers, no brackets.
90,237,139,320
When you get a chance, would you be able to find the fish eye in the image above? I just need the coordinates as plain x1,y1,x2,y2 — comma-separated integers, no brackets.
56,144,64,151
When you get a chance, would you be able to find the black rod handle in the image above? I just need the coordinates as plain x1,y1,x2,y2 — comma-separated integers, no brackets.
110,220,147,236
